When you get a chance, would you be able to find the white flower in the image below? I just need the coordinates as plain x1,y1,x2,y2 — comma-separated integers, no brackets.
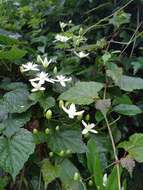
103,173,108,187
54,75,72,87
81,120,98,135
62,103,84,119
74,51,89,58
29,72,54,85
55,34,71,43
37,55,53,68
59,21,67,30
20,62,39,72
31,81,45,92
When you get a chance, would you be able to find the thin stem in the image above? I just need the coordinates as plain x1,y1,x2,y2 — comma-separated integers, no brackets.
83,0,134,35
104,115,121,190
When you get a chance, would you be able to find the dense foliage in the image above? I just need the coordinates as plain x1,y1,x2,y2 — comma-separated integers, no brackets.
0,0,143,189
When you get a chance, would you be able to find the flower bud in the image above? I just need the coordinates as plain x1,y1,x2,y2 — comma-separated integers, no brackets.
59,100,64,108
46,110,52,120
53,66,58,74
66,149,71,155
65,101,70,107
59,150,65,157
85,114,90,121
45,128,50,134
73,172,80,181
88,180,93,186
56,126,60,131
49,152,54,157
33,128,38,134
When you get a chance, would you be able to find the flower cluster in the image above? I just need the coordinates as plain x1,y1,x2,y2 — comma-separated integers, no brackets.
20,55,72,92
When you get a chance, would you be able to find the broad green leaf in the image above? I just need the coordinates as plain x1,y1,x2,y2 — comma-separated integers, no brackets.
1,89,35,113
0,128,35,179
59,82,104,105
106,63,143,92
117,76,143,92
0,112,31,137
0,46,27,61
113,104,142,116
48,127,87,153
118,133,143,162
41,159,60,188
0,81,27,91
87,139,103,190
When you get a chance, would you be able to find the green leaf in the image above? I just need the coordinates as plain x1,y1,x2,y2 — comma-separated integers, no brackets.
118,133,143,162
59,82,104,105
0,46,27,61
113,104,142,116
1,89,35,113
0,128,35,179
0,112,31,137
87,139,103,190
48,127,87,153
117,76,143,92
41,159,60,188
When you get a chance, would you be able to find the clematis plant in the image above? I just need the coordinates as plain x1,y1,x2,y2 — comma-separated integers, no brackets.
31,81,45,92
20,62,39,72
54,75,72,87
62,103,84,119
81,120,98,135
74,51,89,58
29,72,54,85
37,55,53,68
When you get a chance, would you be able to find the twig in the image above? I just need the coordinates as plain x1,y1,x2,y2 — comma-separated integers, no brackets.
83,0,134,35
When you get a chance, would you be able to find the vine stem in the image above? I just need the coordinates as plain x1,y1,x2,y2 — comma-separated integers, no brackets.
104,115,121,190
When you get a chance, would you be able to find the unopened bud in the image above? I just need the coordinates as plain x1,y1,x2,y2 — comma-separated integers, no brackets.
45,128,50,134
59,100,64,108
85,114,90,121
56,126,60,131
46,109,52,120
73,172,80,181
59,150,65,157
49,152,54,157
33,128,38,134
88,180,93,186
53,66,58,74
66,149,71,154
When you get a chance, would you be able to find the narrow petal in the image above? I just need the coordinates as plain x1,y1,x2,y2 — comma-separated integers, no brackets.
75,110,84,116
90,123,95,129
82,120,87,127
90,129,98,134
62,105,69,115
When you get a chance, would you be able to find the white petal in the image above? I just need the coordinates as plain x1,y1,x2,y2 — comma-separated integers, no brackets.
60,81,66,87
90,123,95,129
90,129,98,134
82,120,87,127
68,114,74,119
82,128,88,135
62,105,70,115
75,110,84,116
69,104,76,113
